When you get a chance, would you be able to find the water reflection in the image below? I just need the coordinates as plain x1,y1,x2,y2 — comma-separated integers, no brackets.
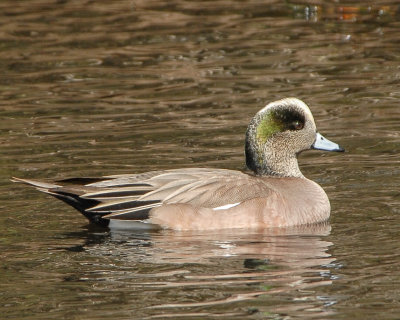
104,223,333,264
59,223,337,317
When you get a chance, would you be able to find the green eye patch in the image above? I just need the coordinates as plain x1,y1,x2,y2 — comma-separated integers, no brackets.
256,108,305,143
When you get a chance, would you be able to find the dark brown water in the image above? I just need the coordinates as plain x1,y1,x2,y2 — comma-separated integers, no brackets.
2,1,400,319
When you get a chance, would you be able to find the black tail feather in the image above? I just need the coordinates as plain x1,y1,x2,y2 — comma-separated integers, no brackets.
50,191,110,227
13,177,157,228
56,177,111,185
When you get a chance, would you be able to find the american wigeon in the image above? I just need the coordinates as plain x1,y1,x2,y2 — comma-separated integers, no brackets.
13,98,344,230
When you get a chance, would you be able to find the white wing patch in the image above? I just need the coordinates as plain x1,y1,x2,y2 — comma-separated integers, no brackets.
212,202,240,211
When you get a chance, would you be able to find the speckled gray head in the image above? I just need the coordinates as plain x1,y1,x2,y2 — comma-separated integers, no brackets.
245,98,344,177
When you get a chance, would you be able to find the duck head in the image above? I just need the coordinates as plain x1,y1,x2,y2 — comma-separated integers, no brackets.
245,98,344,177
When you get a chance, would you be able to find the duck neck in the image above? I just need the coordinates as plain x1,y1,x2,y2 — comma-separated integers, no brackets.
245,140,304,178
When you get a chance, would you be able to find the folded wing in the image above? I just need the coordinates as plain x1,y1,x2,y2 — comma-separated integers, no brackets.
13,168,273,226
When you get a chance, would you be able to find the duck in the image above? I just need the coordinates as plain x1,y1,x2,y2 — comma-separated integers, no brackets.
13,98,344,231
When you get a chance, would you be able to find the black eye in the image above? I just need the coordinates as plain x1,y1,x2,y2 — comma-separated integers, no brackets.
291,120,304,130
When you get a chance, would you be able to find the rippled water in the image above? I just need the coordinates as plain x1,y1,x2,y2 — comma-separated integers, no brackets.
2,1,400,319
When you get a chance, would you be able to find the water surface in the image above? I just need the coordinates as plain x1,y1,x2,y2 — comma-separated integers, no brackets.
1,1,400,319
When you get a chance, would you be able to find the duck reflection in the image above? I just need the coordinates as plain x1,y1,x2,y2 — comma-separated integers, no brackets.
67,222,334,268
62,223,337,317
